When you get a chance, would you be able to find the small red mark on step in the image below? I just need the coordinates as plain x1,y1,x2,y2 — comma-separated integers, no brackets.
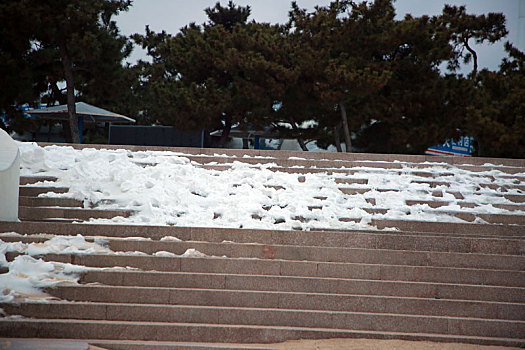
262,245,276,259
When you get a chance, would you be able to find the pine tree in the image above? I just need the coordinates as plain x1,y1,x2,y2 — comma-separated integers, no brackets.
464,44,525,158
0,0,132,142
135,2,289,148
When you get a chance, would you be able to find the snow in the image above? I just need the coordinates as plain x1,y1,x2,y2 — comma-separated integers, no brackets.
4,142,524,303
16,142,525,231
0,233,217,302
0,253,92,303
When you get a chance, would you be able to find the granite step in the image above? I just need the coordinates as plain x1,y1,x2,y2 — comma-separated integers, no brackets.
79,270,525,303
18,253,525,287
370,219,525,236
18,196,84,208
18,207,134,221
47,285,525,320
3,302,523,338
18,186,69,197
5,235,521,271
1,222,522,255
3,318,524,347
19,175,58,185
103,239,524,271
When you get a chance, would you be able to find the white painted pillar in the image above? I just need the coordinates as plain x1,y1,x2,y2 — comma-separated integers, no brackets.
0,129,20,221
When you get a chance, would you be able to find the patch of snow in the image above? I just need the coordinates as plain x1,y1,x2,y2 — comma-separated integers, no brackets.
180,248,207,258
160,236,183,242
153,251,177,257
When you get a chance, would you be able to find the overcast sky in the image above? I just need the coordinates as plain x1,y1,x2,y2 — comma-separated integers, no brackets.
116,0,523,72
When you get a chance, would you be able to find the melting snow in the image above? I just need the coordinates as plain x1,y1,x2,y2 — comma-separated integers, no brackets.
15,142,524,231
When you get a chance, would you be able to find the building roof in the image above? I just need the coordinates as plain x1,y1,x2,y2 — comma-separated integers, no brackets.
25,102,135,124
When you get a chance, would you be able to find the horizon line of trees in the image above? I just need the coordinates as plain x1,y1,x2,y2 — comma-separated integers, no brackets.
1,0,523,158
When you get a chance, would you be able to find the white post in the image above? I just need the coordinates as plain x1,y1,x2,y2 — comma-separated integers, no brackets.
0,129,20,221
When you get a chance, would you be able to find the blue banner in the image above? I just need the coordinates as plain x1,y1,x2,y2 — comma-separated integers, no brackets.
426,136,474,157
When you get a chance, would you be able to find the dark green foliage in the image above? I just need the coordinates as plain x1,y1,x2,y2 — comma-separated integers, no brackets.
2,0,521,157
439,5,507,75
134,3,290,147
0,0,132,142
463,44,525,158
205,1,251,31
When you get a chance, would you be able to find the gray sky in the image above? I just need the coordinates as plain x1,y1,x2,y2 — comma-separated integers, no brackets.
116,0,523,72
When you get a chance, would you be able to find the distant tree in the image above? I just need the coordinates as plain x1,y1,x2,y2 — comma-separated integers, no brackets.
205,1,251,31
353,11,467,154
463,43,525,158
439,5,507,76
286,0,394,152
0,0,132,142
135,2,290,148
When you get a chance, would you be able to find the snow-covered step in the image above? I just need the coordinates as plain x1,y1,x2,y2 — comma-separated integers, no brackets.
1,222,523,255
18,206,134,222
39,141,524,165
18,186,69,197
3,318,524,347
18,196,83,208
411,179,525,191
19,175,58,185
404,199,525,211
194,162,525,180
3,301,524,339
129,152,525,176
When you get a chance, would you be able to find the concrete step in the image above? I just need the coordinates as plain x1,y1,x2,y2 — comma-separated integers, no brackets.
3,318,524,347
22,253,525,287
1,222,523,255
18,196,84,208
3,301,524,338
47,285,524,320
19,186,69,197
80,270,525,303
19,175,58,185
18,207,134,221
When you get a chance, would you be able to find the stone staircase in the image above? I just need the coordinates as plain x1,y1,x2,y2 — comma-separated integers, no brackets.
0,143,524,349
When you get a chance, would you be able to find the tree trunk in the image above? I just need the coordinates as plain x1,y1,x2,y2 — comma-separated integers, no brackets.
464,38,478,77
333,122,343,152
58,41,80,144
218,117,232,148
290,118,308,151
339,102,352,153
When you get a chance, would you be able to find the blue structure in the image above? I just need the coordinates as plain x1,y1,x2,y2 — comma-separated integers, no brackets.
426,136,475,157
